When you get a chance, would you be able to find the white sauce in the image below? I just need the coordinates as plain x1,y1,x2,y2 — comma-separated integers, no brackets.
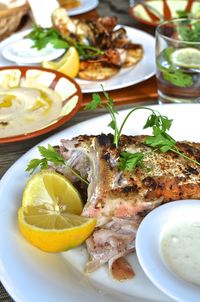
161,221,200,286
0,86,62,138
2,39,65,64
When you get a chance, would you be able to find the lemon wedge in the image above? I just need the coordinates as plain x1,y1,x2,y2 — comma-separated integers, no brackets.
22,170,83,214
42,46,80,78
171,47,200,69
19,170,96,252
18,206,96,252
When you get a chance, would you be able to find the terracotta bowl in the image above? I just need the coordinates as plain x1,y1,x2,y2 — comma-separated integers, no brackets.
0,66,82,143
129,0,200,27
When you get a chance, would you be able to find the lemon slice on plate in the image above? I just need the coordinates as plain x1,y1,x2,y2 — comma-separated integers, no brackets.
171,47,200,68
22,170,83,213
19,170,96,252
42,46,80,78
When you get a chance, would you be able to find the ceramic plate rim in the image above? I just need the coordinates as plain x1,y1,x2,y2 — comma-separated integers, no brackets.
129,0,200,27
0,66,82,143
0,104,199,302
136,200,200,302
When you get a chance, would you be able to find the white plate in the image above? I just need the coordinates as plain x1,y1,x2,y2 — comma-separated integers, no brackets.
1,104,199,302
136,200,200,302
0,29,65,64
67,0,99,16
0,26,155,93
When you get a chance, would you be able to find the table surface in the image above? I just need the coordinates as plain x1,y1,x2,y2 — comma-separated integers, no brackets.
0,1,158,301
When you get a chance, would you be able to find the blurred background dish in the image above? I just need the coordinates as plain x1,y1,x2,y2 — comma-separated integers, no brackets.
129,0,200,27
0,0,29,41
65,0,99,16
0,25,156,93
0,66,82,143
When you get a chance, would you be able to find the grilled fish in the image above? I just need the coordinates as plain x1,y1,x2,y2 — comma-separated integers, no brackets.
56,134,200,278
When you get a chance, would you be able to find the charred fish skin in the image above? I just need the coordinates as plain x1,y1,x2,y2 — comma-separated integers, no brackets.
60,134,200,225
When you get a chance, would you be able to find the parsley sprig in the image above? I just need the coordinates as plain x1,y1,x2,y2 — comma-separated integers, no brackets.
119,152,144,171
26,144,89,185
26,25,104,59
178,22,200,42
85,89,200,170
84,86,172,148
145,127,200,166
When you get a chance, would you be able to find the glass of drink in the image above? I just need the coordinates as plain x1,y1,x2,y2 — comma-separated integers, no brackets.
156,18,200,104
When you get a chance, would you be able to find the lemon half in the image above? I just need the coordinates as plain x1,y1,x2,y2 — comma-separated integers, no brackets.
18,206,96,252
171,47,200,69
19,170,96,252
42,46,80,78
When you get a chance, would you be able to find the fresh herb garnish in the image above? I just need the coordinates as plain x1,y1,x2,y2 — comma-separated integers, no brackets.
26,25,69,50
157,47,193,87
26,144,89,184
178,22,200,42
85,89,200,170
26,25,104,59
85,86,173,148
145,127,200,166
119,152,144,171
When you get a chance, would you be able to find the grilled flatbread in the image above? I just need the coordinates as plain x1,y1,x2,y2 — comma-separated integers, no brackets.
78,61,120,81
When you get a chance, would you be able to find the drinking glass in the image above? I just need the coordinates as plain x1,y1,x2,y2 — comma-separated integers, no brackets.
155,18,200,104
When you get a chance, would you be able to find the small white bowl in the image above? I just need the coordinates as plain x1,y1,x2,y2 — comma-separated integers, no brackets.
1,29,65,64
136,200,200,302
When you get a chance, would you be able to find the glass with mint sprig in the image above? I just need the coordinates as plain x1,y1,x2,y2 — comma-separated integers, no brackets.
84,87,200,171
155,18,200,104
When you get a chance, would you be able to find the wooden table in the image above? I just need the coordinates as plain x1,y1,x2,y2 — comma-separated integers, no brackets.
0,1,158,301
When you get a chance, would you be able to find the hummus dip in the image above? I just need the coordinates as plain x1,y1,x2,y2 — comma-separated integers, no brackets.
0,86,63,138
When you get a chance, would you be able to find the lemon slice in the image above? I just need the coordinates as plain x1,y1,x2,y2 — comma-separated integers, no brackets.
18,206,96,252
42,46,80,78
22,170,83,214
19,170,96,252
171,47,200,68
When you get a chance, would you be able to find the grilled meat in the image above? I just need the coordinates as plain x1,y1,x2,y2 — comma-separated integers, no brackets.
56,134,200,278
52,8,143,80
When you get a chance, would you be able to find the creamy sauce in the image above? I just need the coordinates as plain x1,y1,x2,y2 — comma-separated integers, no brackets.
0,86,62,138
161,221,200,286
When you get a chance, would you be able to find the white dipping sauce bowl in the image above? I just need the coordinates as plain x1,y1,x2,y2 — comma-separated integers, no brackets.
136,199,200,302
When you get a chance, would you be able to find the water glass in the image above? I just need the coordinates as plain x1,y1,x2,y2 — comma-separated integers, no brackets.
155,18,200,104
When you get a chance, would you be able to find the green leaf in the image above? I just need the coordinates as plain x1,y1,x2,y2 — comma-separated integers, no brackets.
143,113,173,132
50,38,69,49
119,151,144,171
25,158,48,174
84,93,102,110
38,145,65,166
178,23,200,42
108,120,115,130
144,126,176,152
163,69,193,87
163,47,175,63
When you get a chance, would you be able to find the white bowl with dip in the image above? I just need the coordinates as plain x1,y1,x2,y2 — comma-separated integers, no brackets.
1,29,66,65
136,200,200,302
